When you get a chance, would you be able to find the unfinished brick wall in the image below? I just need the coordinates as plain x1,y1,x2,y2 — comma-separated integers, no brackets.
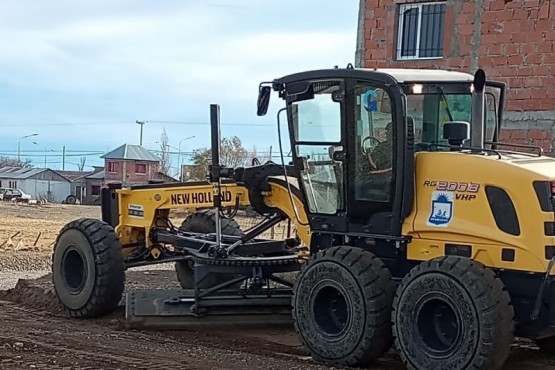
360,0,555,154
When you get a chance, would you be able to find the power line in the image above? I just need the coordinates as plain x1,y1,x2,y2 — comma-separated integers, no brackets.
0,120,271,127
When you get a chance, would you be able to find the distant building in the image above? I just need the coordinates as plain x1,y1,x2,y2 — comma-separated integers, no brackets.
56,170,92,204
101,144,177,185
84,167,105,205
0,167,71,202
357,0,555,154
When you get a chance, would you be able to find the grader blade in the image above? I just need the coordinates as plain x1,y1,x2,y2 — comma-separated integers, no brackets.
124,289,293,329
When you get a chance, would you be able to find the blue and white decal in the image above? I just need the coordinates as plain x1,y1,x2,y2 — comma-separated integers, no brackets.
128,204,144,218
427,191,453,227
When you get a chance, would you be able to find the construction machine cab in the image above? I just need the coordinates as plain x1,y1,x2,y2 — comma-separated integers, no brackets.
258,66,506,241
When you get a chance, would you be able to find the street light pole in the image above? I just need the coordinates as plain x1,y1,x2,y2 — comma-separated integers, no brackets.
178,135,196,181
136,120,146,146
18,133,38,161
33,142,53,168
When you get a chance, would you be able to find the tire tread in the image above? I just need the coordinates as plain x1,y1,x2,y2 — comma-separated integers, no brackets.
52,218,125,318
292,246,395,366
392,256,514,370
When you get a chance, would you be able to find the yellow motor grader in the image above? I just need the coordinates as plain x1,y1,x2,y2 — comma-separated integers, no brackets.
52,65,555,369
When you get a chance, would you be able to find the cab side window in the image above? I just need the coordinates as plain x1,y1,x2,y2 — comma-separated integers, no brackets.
354,85,393,202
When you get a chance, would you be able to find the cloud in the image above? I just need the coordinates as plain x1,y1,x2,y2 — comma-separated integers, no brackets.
0,0,358,168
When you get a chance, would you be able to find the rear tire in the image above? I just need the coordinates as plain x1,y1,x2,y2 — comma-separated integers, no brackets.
52,218,125,318
393,256,514,370
292,246,395,366
175,209,243,289
536,336,555,353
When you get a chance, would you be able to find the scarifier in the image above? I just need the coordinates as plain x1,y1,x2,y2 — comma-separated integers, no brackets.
52,65,555,369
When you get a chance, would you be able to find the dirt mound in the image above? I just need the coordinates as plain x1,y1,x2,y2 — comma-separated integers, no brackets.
0,277,63,314
0,270,181,318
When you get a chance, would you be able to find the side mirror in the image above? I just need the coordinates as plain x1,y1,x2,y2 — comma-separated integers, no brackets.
257,86,271,116
443,121,470,148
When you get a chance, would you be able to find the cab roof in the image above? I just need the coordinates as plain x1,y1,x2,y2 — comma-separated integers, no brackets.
275,68,474,86
372,68,474,82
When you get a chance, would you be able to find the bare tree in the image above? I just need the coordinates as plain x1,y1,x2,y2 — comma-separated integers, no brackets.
0,156,33,168
159,129,171,175
249,145,271,164
188,136,269,180
78,157,87,171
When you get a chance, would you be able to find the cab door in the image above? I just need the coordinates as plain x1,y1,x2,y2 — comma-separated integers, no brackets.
287,79,347,232
346,81,401,235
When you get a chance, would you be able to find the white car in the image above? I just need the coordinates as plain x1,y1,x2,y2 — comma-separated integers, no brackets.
1,188,32,202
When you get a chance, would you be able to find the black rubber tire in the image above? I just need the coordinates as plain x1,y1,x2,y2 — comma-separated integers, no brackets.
65,195,77,205
292,246,395,366
392,256,514,370
536,336,555,353
175,209,243,289
52,218,125,318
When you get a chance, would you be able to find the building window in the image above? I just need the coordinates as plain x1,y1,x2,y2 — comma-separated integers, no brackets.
135,163,147,174
8,181,17,188
91,185,101,196
397,2,446,60
107,161,119,173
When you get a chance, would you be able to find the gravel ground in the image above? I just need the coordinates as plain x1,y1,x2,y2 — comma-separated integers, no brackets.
0,252,52,290
2,203,555,369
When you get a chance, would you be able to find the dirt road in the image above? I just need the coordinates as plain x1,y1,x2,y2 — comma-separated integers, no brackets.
2,202,555,369
1,270,554,370
0,271,403,370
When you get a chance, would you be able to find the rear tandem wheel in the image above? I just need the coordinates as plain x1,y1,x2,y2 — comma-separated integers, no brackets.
292,246,395,366
392,256,514,370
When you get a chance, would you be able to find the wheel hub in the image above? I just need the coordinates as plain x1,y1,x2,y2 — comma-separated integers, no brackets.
312,282,350,337
62,247,87,294
416,295,462,357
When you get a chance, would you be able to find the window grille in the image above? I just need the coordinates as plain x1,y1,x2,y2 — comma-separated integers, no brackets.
397,2,446,60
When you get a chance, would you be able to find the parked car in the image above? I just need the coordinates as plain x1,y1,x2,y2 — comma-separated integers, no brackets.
1,188,32,202
0,188,7,200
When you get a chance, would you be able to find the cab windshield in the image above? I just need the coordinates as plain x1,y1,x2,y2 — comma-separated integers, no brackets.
405,83,498,149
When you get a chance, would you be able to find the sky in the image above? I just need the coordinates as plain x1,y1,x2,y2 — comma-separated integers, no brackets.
0,0,359,173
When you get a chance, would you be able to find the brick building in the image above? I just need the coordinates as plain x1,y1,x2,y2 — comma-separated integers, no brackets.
101,144,163,185
356,0,555,154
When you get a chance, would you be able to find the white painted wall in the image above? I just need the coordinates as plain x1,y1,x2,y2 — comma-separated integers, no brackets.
1,178,71,203
32,180,71,202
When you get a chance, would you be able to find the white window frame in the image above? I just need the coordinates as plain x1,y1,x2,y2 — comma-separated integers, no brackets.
397,2,445,61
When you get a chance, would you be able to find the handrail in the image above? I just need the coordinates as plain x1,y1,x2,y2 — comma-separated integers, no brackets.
484,141,543,157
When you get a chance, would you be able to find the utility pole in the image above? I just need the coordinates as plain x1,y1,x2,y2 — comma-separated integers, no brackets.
136,120,146,146
62,146,66,170
33,141,54,168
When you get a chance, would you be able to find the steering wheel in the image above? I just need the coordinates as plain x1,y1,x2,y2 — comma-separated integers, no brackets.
361,136,381,156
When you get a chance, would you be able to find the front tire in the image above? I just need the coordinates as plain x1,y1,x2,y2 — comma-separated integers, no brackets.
393,256,514,370
292,246,395,366
52,218,125,318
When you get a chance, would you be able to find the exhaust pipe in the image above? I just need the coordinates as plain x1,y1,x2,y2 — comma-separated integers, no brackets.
470,69,486,150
